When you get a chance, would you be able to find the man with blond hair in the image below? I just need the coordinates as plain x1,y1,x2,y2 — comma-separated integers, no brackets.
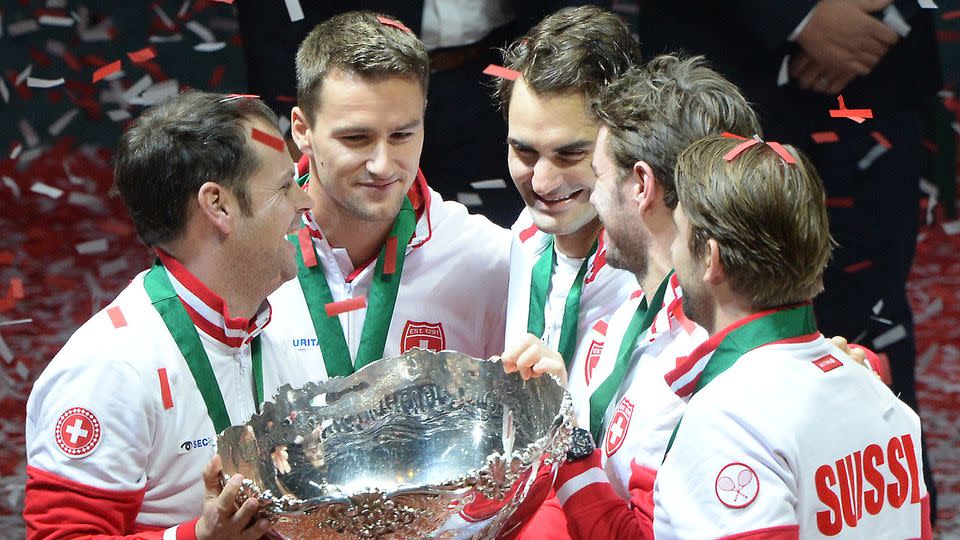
652,135,931,538
267,11,510,387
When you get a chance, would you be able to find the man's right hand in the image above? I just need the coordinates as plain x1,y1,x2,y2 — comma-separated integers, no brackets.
795,0,900,82
195,455,273,540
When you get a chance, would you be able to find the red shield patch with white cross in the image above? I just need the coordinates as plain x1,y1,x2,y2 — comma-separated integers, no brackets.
715,462,759,508
584,340,604,386
605,398,634,457
400,321,446,353
55,407,102,459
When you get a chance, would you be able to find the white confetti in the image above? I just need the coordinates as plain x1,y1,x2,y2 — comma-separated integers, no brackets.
107,109,132,122
15,65,33,87
48,108,79,136
131,79,179,106
952,122,960,135
915,297,944,324
67,191,101,208
0,319,31,328
9,144,22,160
47,0,68,8
30,182,64,199
917,0,937,7
148,34,184,44
7,19,40,37
185,20,215,42
64,163,84,185
26,77,65,89
15,362,29,380
79,20,112,42
38,15,75,27
872,298,884,315
75,238,109,254
872,324,907,350
2,177,21,198
857,144,888,171
45,38,67,57
98,257,129,277
0,335,13,364
882,5,912,37
123,74,153,102
284,0,305,21
0,78,8,103
457,192,483,207
152,4,176,30
278,116,291,137
470,178,508,189
943,220,960,236
19,119,40,148
194,42,226,52
178,0,192,19
917,344,938,371
919,177,938,197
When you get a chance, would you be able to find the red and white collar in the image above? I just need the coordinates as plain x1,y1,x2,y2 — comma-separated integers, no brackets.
664,304,818,398
156,250,271,349
298,167,434,274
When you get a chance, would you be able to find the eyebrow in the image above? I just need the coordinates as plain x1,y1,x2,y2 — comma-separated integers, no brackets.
508,137,594,154
331,119,422,137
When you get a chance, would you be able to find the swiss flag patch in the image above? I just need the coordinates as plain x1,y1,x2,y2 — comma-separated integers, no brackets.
54,407,102,459
813,354,842,373
400,321,446,353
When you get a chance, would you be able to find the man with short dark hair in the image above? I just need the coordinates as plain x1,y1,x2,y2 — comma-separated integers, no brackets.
24,91,312,538
267,12,510,387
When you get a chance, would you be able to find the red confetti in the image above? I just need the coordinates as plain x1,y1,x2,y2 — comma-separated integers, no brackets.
483,64,521,81
592,320,608,335
9,278,24,300
943,10,960,20
158,368,174,409
297,228,318,268
383,236,398,275
208,65,225,88
250,127,285,153
212,0,234,3
922,139,938,153
518,223,539,243
107,306,127,328
829,95,873,123
0,252,15,265
844,259,874,273
870,131,893,149
376,15,412,34
811,131,839,144
324,296,367,317
826,197,855,208
92,60,121,83
766,141,797,164
721,132,748,140
127,47,156,63
723,138,761,162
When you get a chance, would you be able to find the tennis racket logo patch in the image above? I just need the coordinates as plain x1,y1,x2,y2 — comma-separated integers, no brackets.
715,462,759,508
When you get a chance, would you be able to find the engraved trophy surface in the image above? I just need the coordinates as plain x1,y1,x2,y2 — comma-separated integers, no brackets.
218,349,574,539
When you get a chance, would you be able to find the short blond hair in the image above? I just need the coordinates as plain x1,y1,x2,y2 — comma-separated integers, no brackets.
675,136,833,309
295,11,429,121
593,54,761,209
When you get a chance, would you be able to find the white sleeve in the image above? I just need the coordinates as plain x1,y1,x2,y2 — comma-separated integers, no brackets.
26,343,155,492
654,400,798,538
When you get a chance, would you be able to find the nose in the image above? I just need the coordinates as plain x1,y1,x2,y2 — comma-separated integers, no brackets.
366,142,394,179
294,183,313,213
531,159,562,195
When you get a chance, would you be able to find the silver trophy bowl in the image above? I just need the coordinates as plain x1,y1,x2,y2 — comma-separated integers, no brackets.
218,349,574,539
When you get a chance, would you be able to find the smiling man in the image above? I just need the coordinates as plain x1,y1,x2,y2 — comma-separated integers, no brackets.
266,11,510,386
496,5,641,421
24,91,311,539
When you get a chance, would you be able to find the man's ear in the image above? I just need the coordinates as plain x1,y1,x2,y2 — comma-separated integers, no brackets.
702,238,726,285
197,182,232,235
290,106,313,157
633,161,661,211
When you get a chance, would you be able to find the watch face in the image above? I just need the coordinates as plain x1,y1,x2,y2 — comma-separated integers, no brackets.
567,428,595,461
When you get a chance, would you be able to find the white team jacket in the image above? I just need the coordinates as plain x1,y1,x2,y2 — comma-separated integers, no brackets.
24,258,289,538
267,175,511,387
505,208,638,409
655,334,930,539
